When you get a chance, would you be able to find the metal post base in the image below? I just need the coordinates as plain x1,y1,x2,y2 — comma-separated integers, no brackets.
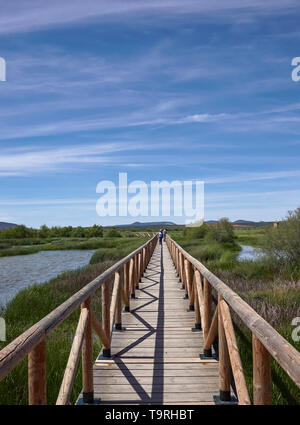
77,396,101,405
192,323,202,332
97,348,114,360
201,348,213,358
213,394,237,405
114,324,126,332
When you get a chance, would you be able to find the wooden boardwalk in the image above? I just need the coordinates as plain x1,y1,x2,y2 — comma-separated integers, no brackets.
90,242,219,405
1,235,299,405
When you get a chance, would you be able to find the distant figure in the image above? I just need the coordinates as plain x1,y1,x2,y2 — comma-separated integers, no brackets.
158,229,163,245
163,228,167,242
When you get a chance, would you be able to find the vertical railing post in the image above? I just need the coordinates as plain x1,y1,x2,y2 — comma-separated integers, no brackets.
179,253,183,286
138,252,142,283
181,255,188,299
142,248,145,276
184,259,194,310
130,258,135,299
81,297,94,403
203,278,212,343
192,274,201,331
123,262,130,312
218,295,231,402
252,333,272,405
134,254,139,290
28,337,47,405
115,273,123,331
101,282,111,357
176,248,179,277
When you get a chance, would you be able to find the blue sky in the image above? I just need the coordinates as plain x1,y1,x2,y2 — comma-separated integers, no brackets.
0,0,300,227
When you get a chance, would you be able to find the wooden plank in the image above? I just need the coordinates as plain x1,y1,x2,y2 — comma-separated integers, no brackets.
93,369,219,377
93,376,219,385
92,393,217,402
95,357,217,364
94,362,218,370
94,383,219,393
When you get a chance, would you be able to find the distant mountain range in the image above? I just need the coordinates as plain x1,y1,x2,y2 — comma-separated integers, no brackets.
0,219,275,231
116,220,274,228
115,221,176,228
0,222,17,230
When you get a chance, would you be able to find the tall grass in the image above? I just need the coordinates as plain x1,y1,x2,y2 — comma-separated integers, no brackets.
0,235,144,258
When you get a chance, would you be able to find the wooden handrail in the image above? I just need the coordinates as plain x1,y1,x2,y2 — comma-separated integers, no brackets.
166,235,300,405
0,235,157,404
167,235,300,390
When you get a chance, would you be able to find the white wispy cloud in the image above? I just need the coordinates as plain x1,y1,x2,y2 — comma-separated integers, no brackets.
0,141,173,175
0,1,299,34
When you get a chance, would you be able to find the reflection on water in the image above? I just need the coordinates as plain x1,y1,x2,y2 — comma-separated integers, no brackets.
0,250,96,308
237,245,264,261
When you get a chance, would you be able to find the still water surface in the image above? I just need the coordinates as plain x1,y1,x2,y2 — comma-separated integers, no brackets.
237,245,264,261
0,250,95,307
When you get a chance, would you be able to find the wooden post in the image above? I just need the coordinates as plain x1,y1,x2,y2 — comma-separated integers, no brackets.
218,296,231,401
115,272,123,331
134,254,139,289
90,309,110,349
142,248,145,275
252,333,272,405
28,337,47,405
101,282,111,357
220,299,251,405
123,262,130,312
203,308,218,357
56,308,89,405
81,297,94,403
193,274,201,331
181,255,188,298
184,260,193,309
138,252,141,284
203,278,212,343
129,258,135,299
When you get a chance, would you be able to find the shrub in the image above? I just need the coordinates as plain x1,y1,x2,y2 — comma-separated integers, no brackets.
105,227,122,238
261,207,300,265
205,218,235,244
183,224,208,239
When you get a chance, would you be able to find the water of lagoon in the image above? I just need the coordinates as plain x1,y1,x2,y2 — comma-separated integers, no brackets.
0,249,96,308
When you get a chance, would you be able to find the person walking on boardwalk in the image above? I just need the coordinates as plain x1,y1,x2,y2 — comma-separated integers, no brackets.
158,229,163,245
163,228,167,242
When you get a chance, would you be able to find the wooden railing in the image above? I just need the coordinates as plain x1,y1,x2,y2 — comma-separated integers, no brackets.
0,235,157,405
166,235,300,405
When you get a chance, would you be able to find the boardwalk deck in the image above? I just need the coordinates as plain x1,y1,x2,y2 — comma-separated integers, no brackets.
83,242,220,405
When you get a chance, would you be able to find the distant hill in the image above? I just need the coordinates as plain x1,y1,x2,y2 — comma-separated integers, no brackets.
115,221,177,228
0,222,18,230
110,219,274,229
205,219,273,228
